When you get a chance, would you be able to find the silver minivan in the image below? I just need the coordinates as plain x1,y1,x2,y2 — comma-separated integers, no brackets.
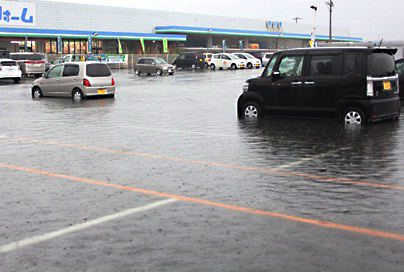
31,62,115,100
10,53,46,77
134,57,174,75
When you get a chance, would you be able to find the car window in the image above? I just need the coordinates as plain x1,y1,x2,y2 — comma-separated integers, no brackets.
62,64,80,77
145,59,154,65
0,61,17,66
264,55,279,76
265,53,273,58
213,55,220,59
396,61,404,75
11,54,18,60
368,53,395,77
179,55,185,60
155,58,167,64
47,65,63,78
309,55,341,76
86,64,111,77
278,55,304,77
343,52,356,75
137,59,145,64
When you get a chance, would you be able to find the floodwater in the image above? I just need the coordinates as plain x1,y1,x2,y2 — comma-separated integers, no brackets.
0,68,403,272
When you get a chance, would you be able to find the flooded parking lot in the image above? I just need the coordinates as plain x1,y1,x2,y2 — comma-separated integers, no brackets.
0,68,403,271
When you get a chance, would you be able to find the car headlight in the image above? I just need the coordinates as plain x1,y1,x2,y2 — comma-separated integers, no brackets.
242,82,249,92
163,67,168,70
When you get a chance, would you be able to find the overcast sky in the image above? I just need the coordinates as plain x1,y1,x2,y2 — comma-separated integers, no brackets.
46,0,404,42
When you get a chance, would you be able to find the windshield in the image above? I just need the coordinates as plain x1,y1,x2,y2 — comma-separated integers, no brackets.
244,53,255,59
367,53,395,77
155,58,167,64
228,54,240,60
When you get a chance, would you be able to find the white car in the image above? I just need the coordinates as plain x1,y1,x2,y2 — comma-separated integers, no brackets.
261,52,274,67
210,53,245,70
0,58,22,83
234,53,261,69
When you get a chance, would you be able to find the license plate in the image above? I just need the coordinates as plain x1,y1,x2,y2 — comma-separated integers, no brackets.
383,81,391,90
98,89,106,94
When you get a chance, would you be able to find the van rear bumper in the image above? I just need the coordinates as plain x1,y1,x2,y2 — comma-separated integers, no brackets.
368,97,400,122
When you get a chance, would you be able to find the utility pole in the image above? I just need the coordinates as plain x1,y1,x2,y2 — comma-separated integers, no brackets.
292,17,302,24
326,0,334,43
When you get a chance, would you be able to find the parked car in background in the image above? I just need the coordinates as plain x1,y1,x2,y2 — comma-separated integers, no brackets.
234,53,261,69
395,58,404,99
31,62,115,100
10,53,45,77
261,52,274,67
42,54,50,71
210,53,245,70
172,52,205,69
0,58,22,83
49,57,64,70
134,57,174,76
204,53,213,68
238,47,400,124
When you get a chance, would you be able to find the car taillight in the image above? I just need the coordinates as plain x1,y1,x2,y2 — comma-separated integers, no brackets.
366,77,374,97
112,78,115,86
83,78,91,87
24,60,33,64
38,60,45,64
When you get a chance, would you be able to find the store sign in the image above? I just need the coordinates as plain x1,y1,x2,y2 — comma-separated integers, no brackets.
0,1,36,26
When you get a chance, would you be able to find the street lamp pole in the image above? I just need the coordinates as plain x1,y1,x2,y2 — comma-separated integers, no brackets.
310,5,317,48
326,0,334,43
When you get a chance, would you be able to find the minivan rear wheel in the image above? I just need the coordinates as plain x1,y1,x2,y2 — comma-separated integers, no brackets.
343,108,366,125
242,102,262,118
72,89,83,101
191,64,196,69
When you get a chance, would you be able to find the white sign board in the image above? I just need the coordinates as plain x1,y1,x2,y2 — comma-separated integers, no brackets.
0,1,36,26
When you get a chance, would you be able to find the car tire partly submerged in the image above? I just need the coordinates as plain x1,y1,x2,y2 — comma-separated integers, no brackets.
343,107,366,125
241,102,262,118
72,89,83,101
32,87,42,98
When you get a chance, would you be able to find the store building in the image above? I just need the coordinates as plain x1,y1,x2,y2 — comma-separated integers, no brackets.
0,0,362,55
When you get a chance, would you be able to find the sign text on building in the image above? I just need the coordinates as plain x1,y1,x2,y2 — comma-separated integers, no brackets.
0,1,36,26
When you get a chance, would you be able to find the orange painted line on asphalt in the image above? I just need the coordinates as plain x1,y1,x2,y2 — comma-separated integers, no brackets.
9,138,404,191
1,163,403,242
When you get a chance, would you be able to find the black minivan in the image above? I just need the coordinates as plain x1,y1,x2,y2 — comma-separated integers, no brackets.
172,52,205,69
237,47,400,124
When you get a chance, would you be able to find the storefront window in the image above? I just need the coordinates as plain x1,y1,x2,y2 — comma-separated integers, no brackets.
63,40,69,54
51,40,57,53
75,40,80,54
69,40,75,53
45,40,50,53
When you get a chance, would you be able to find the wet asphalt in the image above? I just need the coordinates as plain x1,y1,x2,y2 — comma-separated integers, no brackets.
0,68,403,272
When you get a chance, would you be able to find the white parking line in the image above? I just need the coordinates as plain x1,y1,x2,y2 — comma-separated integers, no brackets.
0,198,177,253
272,147,351,170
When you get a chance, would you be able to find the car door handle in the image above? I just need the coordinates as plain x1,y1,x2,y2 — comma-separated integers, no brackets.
291,82,302,85
304,81,315,85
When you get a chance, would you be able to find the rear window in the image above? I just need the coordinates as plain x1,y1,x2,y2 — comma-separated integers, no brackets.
0,51,10,59
137,59,145,64
368,53,395,77
19,54,43,61
86,64,111,77
0,61,17,66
